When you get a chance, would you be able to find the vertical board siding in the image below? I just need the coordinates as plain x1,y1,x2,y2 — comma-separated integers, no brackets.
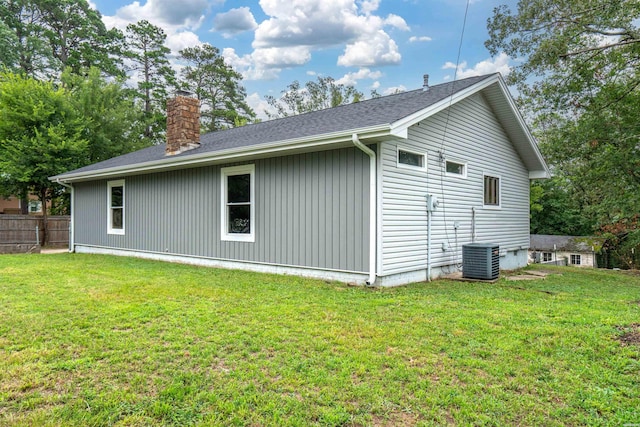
381,93,530,275
73,147,369,273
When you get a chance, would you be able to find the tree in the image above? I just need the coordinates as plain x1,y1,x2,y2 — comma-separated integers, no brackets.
178,44,255,132
486,0,640,238
486,0,640,116
0,72,87,241
61,67,150,163
0,0,124,78
265,76,364,118
125,20,176,142
38,0,124,77
0,0,50,77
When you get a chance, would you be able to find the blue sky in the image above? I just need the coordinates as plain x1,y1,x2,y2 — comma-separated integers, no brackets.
90,0,515,119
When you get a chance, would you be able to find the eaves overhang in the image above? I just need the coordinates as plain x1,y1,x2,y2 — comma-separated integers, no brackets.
50,124,395,183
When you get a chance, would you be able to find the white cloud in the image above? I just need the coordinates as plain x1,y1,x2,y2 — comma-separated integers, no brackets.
246,0,404,75
409,35,432,43
442,52,512,79
338,30,400,67
383,85,406,95
166,31,202,55
246,92,276,121
103,0,208,30
222,47,280,80
335,67,382,86
102,0,211,55
359,0,380,15
384,14,409,31
213,7,258,38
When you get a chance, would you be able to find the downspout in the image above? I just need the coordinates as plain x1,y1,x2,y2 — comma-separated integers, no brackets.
56,179,74,253
352,134,377,286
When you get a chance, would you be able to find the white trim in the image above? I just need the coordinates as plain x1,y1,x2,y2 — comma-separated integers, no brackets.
51,75,549,185
445,159,467,178
107,179,125,235
220,164,255,242
74,245,370,285
52,125,392,183
397,147,427,172
482,173,501,209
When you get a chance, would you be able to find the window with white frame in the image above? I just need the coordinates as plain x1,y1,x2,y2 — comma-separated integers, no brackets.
221,164,255,242
570,254,581,265
542,252,552,262
107,180,125,235
445,160,466,177
483,174,500,207
397,148,426,170
28,200,42,213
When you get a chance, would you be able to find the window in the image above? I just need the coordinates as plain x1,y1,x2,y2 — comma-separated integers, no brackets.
483,174,500,207
542,252,552,262
107,180,124,235
221,164,255,242
398,148,426,170
570,254,581,265
446,160,466,177
28,200,42,213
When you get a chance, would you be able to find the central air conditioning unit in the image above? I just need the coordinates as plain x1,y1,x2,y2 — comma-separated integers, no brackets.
462,243,500,280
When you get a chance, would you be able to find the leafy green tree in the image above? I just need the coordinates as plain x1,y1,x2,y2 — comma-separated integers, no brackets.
0,0,50,76
0,0,124,78
486,0,640,115
265,76,364,118
61,67,149,163
486,0,640,238
38,0,124,77
179,44,255,132
0,72,87,240
125,20,176,141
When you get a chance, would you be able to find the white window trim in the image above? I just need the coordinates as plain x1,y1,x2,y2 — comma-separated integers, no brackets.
445,159,467,178
107,179,125,235
482,173,501,209
570,254,581,265
221,164,255,243
397,147,427,172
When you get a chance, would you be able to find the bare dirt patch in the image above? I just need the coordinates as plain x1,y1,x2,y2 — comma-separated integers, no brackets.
617,324,640,346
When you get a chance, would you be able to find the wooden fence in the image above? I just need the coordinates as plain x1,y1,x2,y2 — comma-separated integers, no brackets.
0,215,70,253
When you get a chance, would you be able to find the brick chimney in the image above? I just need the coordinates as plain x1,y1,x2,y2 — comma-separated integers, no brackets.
166,91,200,155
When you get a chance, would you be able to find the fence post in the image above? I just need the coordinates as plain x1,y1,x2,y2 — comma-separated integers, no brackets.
35,225,40,246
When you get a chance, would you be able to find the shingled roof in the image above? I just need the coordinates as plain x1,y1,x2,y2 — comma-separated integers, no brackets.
52,73,548,182
530,235,605,252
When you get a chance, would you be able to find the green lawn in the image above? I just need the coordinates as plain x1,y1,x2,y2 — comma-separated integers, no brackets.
0,254,639,426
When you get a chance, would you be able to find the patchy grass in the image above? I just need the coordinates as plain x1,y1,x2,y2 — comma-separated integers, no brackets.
0,254,639,426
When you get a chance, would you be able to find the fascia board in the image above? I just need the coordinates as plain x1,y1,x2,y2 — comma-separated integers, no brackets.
50,124,392,183
494,77,551,178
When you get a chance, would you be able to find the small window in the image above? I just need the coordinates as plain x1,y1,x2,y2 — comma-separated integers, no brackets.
483,174,500,207
221,164,255,242
107,180,125,235
28,200,42,213
398,149,426,170
542,252,552,262
446,160,466,177
570,254,581,265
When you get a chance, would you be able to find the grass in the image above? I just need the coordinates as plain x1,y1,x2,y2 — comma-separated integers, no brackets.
0,254,639,426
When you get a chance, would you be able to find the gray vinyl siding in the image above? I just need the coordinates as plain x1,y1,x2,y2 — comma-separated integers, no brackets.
381,92,530,275
74,147,369,273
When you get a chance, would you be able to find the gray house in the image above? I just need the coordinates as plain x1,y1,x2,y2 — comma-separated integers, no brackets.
51,73,549,286
529,234,603,267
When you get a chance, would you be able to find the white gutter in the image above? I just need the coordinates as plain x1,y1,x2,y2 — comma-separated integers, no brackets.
55,179,74,253
351,134,377,286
